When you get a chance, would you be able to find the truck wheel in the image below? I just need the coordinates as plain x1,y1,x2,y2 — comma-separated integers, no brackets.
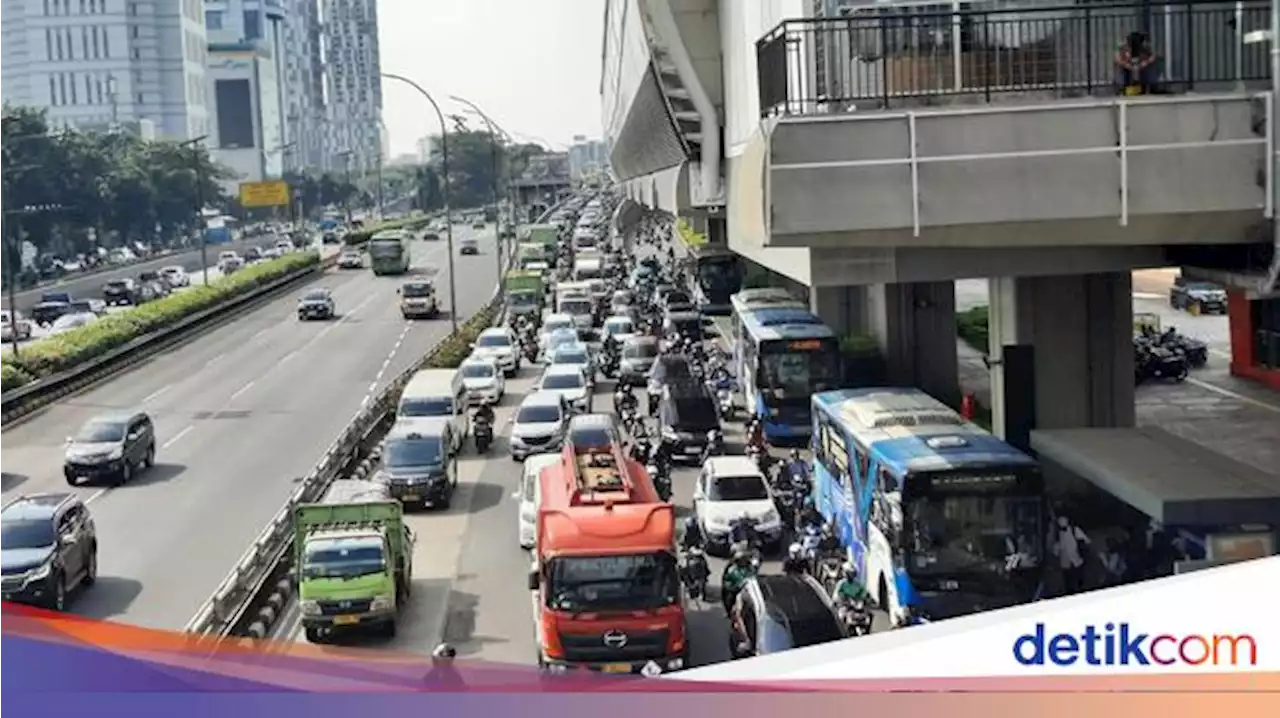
305,627,325,643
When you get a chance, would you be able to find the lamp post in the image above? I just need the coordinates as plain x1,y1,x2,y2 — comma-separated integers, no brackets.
336,149,354,227
179,136,210,285
449,96,507,283
381,72,458,332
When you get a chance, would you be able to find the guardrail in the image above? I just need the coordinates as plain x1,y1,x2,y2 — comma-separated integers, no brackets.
183,198,571,644
1,252,337,424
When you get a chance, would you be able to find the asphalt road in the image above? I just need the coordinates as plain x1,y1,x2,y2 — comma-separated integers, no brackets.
0,224,504,630
3,235,292,315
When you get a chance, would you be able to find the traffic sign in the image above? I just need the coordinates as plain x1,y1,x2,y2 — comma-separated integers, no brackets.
239,180,290,208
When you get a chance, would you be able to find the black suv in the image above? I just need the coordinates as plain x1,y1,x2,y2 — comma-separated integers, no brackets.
1,493,98,610
657,379,721,460
64,411,157,486
728,574,844,659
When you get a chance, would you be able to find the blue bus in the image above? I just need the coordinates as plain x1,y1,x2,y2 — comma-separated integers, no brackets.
728,289,840,443
810,388,1046,626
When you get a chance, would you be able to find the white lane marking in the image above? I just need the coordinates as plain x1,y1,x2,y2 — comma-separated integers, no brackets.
162,424,195,449
1209,348,1233,360
85,489,109,505
278,349,297,364
251,327,270,341
208,352,226,364
1186,377,1280,414
361,325,413,406
229,380,256,400
142,385,173,403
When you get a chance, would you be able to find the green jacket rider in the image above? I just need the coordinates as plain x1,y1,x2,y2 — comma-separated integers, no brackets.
831,561,871,603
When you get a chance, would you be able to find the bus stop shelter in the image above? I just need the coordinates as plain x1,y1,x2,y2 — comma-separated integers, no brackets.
1031,427,1280,527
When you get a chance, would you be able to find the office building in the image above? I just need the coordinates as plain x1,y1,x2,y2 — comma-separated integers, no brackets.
568,135,609,182
1,0,210,140
321,0,383,171
207,41,283,189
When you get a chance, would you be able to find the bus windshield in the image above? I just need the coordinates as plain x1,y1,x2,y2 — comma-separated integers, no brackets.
546,552,680,613
694,255,742,299
369,240,404,258
903,473,1043,581
758,341,840,399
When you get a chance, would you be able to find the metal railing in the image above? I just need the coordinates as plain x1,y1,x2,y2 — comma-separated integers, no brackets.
757,0,1270,116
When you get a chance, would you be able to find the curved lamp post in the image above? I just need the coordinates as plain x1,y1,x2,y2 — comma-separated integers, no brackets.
381,72,458,332
449,96,508,284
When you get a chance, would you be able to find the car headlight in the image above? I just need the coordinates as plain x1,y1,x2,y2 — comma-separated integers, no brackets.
29,560,53,581
761,508,781,526
705,515,730,531
369,594,394,612
107,446,123,460
300,600,321,616
544,663,569,674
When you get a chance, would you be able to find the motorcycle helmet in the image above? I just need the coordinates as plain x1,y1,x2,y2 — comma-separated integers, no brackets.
432,643,457,665
821,523,835,539
688,545,704,558
789,449,801,461
842,560,859,580
787,543,803,561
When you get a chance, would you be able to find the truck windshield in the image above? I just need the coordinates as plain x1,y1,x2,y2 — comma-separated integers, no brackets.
547,552,679,612
562,299,591,316
302,542,386,580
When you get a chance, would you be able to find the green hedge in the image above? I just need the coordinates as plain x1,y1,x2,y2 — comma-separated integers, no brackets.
956,305,990,353
343,215,431,247
0,250,321,391
425,304,501,369
674,218,708,249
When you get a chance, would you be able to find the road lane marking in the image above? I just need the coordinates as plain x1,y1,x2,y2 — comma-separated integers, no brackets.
251,327,270,341
85,489,108,505
162,424,195,449
1186,377,1280,414
278,349,297,364
142,385,173,403
230,380,256,401
208,352,226,364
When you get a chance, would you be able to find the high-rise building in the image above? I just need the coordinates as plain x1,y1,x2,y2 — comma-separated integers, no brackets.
1,0,210,140
321,0,382,172
568,135,609,182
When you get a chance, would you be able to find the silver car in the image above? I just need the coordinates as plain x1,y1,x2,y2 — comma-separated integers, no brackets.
509,391,569,461
619,336,659,386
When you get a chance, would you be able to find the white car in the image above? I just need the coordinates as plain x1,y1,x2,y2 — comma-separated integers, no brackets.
535,364,591,414
548,342,594,389
217,250,241,264
49,312,98,336
275,241,294,255
471,327,520,377
160,265,190,288
510,391,569,461
459,355,505,405
602,315,636,344
692,455,784,555
517,453,561,549
542,328,580,362
537,313,575,355
1,310,33,343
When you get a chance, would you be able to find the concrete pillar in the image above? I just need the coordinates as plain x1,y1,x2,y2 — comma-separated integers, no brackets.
988,272,1136,434
707,216,726,245
866,282,960,408
810,286,869,337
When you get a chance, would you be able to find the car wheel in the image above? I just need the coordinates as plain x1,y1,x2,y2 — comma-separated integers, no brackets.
143,442,155,469
83,546,98,587
117,461,132,487
304,627,325,643
49,573,67,611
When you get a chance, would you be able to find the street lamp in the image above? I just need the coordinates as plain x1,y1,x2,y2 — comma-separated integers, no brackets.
449,96,507,284
381,72,458,333
336,148,354,227
2,203,62,357
179,135,210,285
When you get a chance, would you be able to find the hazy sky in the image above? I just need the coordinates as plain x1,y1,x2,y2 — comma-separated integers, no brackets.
378,0,606,158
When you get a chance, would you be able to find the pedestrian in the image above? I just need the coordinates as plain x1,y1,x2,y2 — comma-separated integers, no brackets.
1099,538,1127,587
1051,513,1091,595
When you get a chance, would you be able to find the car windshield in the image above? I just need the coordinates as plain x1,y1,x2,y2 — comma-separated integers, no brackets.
518,405,562,424
477,333,510,348
402,283,433,298
624,342,658,359
709,475,769,502
400,398,453,417
562,299,591,315
547,552,680,613
74,420,126,443
542,373,583,390
105,281,128,290
543,319,573,333
301,542,387,580
1,518,58,549
303,290,329,301
385,438,443,467
605,320,633,335
461,363,495,379
554,349,589,365
666,291,691,306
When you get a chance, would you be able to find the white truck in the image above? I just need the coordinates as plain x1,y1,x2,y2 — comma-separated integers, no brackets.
555,281,594,332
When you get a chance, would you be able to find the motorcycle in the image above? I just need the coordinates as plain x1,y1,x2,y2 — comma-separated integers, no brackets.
522,341,539,364
650,463,673,502
838,598,874,637
1156,327,1208,369
1135,341,1189,384
474,414,495,453
646,385,662,417
715,386,734,420
773,488,798,536
720,552,762,614
814,554,844,594
681,546,710,602
699,429,725,465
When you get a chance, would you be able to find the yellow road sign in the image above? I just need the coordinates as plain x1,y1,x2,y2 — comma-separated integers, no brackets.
239,181,290,208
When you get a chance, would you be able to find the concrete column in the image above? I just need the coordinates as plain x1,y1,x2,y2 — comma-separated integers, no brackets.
866,282,960,408
810,286,868,337
988,273,1136,434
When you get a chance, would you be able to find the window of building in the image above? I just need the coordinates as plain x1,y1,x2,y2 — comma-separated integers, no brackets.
49,76,58,105
102,28,109,57
205,10,223,30
82,27,89,58
69,73,77,104
85,74,92,103
129,3,136,16
79,0,85,14
244,10,262,40
136,92,144,105
131,25,139,39
45,29,53,60
44,0,50,17
95,76,104,104
58,73,67,105
132,47,140,59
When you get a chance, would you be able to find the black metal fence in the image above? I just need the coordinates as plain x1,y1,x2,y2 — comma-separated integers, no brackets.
757,0,1270,116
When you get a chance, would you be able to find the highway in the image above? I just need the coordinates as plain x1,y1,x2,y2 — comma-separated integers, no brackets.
0,225,504,630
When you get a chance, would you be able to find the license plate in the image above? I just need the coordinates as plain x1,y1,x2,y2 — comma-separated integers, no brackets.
401,494,419,503
332,615,359,626
600,663,631,674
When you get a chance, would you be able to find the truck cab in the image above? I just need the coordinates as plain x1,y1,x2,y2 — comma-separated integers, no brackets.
295,480,414,643
528,415,688,675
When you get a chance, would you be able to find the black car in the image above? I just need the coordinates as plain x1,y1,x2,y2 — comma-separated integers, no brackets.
1169,277,1228,315
662,290,695,313
63,411,157,486
102,278,138,306
647,355,695,393
297,288,336,320
657,381,721,459
729,574,845,659
0,493,98,611
378,419,458,510
663,310,703,341
245,246,265,262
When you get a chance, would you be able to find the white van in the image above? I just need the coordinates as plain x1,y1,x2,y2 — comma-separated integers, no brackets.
572,257,603,282
397,369,468,454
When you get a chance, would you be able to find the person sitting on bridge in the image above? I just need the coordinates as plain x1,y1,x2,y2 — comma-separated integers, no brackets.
1115,31,1162,94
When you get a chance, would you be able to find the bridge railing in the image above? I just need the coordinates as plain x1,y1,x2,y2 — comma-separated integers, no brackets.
756,0,1270,117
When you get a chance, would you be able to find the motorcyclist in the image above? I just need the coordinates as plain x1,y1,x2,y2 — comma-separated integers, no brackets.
784,449,809,482
782,543,809,576
831,561,872,605
745,419,765,453
473,402,495,428
816,523,842,558
423,643,464,689
680,516,704,551
614,384,637,415
796,500,823,533
720,548,755,613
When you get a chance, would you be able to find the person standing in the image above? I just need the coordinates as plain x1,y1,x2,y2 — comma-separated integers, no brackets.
1051,514,1091,595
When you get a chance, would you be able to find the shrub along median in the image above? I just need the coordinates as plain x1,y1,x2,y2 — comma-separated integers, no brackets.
425,303,502,369
0,250,322,392
343,215,432,247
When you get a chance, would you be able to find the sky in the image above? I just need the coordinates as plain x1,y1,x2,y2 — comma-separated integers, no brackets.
377,0,606,158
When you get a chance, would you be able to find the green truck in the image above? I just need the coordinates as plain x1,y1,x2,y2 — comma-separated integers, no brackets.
295,480,415,642
505,269,544,322
525,223,559,266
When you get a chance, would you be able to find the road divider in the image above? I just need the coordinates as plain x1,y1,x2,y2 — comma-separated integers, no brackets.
342,215,432,247
1,250,334,423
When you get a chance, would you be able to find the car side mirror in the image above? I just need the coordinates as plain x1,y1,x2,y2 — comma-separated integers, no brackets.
395,288,400,295
526,569,540,591
59,531,77,544
65,436,74,444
